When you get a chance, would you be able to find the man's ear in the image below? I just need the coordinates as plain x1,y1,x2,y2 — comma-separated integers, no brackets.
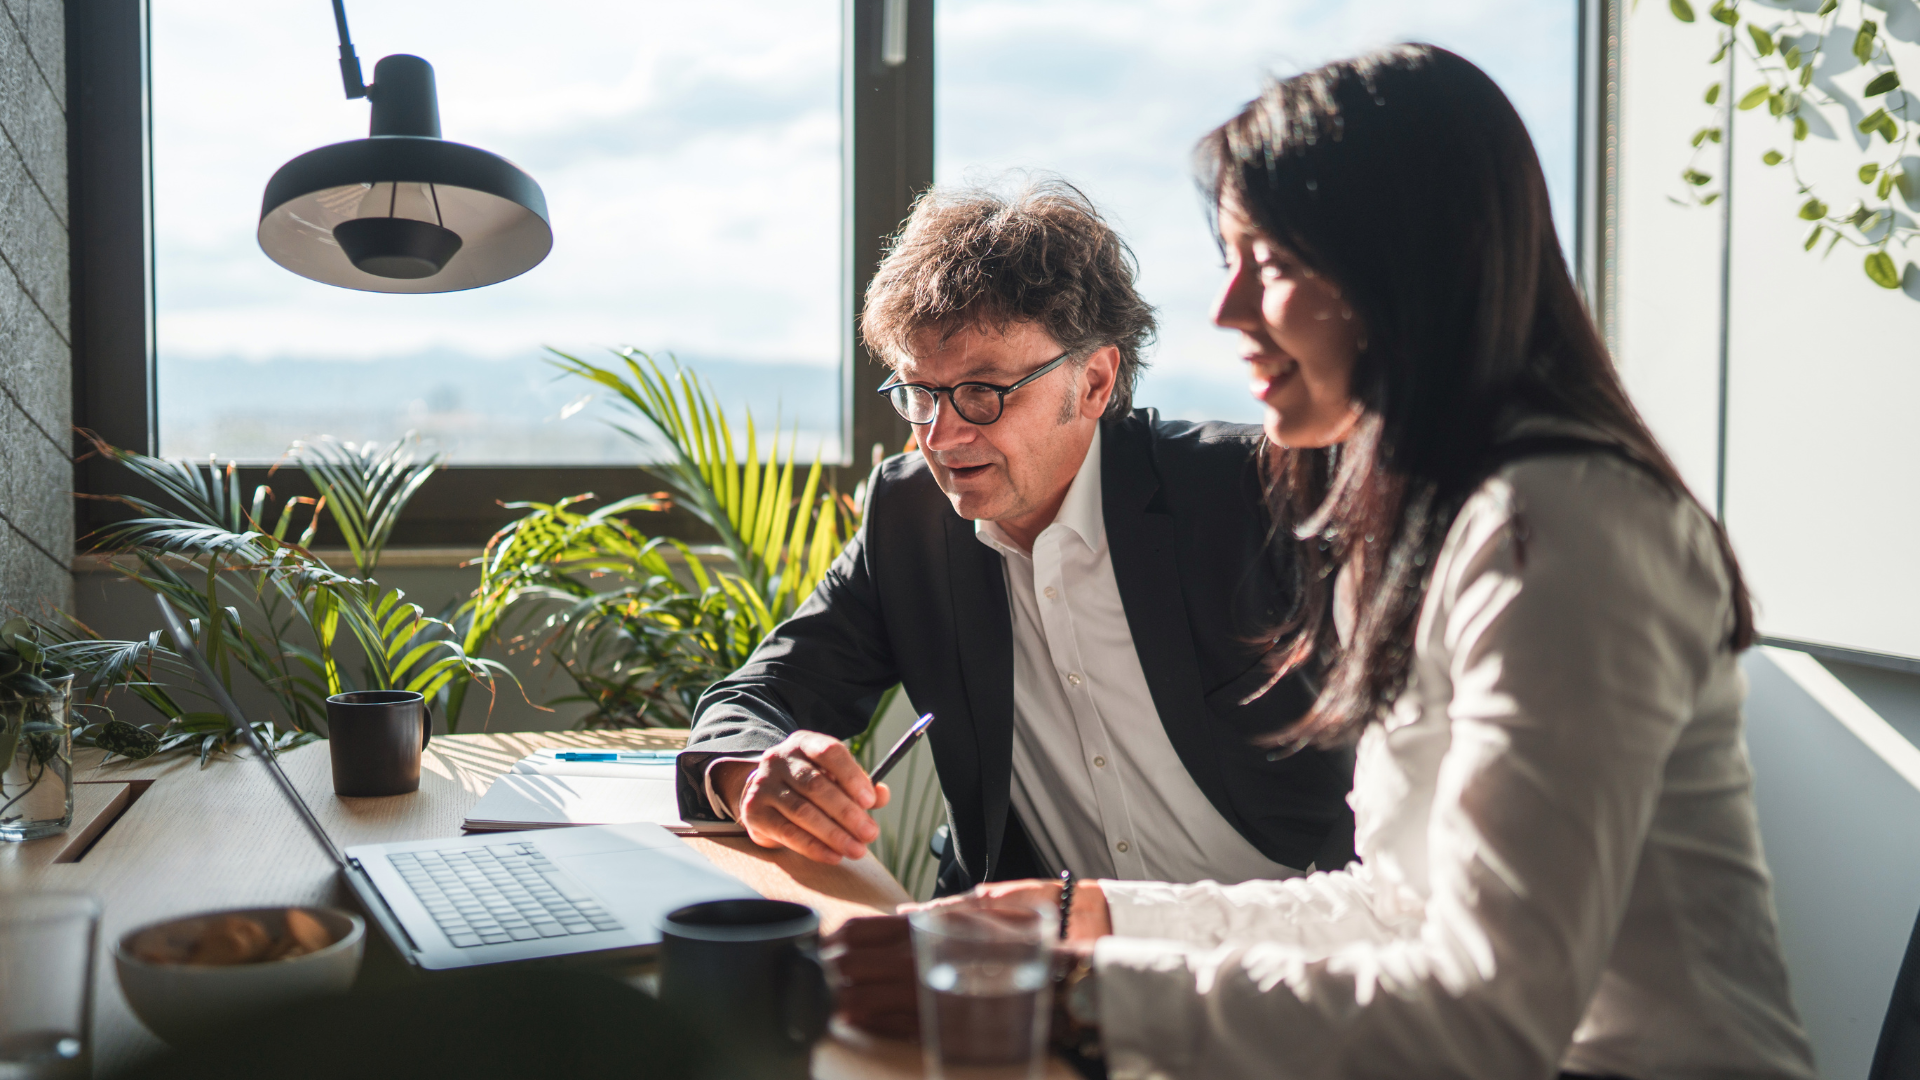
1079,346,1120,419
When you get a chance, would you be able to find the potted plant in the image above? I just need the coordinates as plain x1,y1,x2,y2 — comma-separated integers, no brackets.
46,435,509,762
474,350,947,894
0,618,76,840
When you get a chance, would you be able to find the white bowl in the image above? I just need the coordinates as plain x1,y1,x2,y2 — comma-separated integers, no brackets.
113,906,365,1045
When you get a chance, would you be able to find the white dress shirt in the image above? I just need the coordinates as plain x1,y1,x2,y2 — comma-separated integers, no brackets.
973,427,1303,885
1091,443,1818,1079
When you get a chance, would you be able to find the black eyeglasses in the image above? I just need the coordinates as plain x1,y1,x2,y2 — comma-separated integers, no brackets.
876,348,1075,426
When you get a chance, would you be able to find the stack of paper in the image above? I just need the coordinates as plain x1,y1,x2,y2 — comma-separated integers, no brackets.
463,749,746,836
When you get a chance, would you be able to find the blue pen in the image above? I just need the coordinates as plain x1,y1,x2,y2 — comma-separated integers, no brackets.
552,750,682,762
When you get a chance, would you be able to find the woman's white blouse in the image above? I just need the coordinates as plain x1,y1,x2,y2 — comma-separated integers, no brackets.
1094,452,1819,1080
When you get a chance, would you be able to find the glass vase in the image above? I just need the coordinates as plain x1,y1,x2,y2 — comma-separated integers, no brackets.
0,675,74,842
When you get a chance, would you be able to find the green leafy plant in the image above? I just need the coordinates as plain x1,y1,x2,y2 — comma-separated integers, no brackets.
52,434,510,761
0,617,70,702
459,350,857,729
1669,0,1915,288
475,349,948,891
549,348,854,614
1,617,75,828
454,492,733,728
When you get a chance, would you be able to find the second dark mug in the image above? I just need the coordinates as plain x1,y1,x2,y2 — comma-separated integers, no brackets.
326,690,432,797
659,899,832,1080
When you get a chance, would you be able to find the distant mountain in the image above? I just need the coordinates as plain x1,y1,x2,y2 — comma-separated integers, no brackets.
156,347,1259,464
157,349,843,464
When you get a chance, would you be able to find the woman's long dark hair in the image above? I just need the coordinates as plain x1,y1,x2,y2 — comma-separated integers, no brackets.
1199,44,1754,748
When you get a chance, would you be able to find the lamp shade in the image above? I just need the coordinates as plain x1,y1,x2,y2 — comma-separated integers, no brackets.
257,55,551,293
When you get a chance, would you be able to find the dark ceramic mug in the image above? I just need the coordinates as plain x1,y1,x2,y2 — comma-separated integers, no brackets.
326,690,431,797
658,899,832,1080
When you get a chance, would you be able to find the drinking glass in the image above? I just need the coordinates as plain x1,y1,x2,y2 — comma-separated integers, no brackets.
0,893,100,1080
908,904,1056,1080
0,676,75,842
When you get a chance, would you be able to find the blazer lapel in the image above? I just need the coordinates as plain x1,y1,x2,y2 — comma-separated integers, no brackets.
1100,418,1233,814
943,511,1016,878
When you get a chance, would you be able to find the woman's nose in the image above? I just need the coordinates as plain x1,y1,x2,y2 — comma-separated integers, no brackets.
1212,266,1259,331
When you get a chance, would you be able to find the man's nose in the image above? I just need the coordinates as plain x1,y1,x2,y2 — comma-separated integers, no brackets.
921,394,977,450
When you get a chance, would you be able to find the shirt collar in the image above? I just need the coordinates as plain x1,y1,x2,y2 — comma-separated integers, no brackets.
975,426,1105,556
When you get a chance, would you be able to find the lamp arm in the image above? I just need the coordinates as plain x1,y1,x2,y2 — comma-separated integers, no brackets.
332,0,368,100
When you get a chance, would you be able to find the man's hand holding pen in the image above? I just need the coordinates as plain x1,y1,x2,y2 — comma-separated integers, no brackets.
712,713,936,865
711,732,890,863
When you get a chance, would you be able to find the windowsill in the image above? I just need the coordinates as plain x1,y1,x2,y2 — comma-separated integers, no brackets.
71,544,732,574
1764,646,1920,794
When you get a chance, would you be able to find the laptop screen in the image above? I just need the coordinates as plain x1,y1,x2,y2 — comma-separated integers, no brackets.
153,595,351,870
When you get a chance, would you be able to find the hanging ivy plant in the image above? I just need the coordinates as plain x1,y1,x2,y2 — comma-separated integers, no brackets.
1669,0,1914,289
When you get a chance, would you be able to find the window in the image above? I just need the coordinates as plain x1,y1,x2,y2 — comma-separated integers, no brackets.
150,0,842,465
936,0,1581,424
78,0,1589,545
1617,1,1920,669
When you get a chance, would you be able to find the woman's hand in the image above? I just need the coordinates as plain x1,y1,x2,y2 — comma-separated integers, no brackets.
820,915,919,1039
905,878,1113,941
820,879,1114,1040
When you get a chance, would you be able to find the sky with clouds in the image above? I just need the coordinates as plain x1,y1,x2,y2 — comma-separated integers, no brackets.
153,0,1572,459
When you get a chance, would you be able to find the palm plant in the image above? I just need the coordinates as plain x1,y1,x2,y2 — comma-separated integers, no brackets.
295,436,440,579
54,434,508,760
549,347,854,613
477,349,952,893
458,350,856,729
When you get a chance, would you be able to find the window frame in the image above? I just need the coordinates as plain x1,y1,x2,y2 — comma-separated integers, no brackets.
76,1,1623,562
68,0,921,548
1574,0,1620,356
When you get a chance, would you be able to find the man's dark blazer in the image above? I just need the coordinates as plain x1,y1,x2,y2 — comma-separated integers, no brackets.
676,409,1355,894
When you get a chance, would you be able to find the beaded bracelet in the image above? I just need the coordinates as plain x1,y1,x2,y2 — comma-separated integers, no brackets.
1057,869,1076,941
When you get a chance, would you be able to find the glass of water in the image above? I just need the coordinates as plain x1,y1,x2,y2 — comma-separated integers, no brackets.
0,893,100,1080
0,675,75,843
908,903,1057,1080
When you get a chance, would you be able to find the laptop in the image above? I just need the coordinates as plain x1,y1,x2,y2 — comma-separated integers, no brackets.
154,596,760,971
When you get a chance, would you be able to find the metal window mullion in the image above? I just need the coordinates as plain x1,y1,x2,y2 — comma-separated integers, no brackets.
844,0,929,471
68,0,159,543
1575,0,1623,355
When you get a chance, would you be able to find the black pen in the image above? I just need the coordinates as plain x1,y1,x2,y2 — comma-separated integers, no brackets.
869,712,936,785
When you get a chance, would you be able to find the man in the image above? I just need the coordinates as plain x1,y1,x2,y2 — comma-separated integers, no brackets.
676,180,1352,896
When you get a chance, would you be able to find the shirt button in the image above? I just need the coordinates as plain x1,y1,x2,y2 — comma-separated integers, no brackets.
1092,755,1107,768
1115,840,1130,854
1044,586,1058,600
1066,673,1082,686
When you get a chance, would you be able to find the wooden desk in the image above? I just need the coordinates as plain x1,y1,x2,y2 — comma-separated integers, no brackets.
0,730,1064,1078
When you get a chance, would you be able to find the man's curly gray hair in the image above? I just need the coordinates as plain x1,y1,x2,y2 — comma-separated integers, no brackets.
860,177,1158,419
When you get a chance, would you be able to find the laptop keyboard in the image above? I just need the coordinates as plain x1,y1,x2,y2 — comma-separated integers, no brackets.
388,842,625,948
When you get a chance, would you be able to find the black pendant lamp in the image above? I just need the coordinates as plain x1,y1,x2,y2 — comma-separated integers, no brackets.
258,1,552,293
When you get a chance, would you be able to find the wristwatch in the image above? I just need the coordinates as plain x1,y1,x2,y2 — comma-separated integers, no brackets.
1051,950,1104,1073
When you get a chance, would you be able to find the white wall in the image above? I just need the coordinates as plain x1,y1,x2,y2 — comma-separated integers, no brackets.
1617,0,1725,502
1620,9,1920,1074
1722,5,1920,659
1745,649,1920,1079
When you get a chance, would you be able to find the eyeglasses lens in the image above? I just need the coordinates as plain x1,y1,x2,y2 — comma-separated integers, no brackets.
889,385,936,423
951,385,1002,424
888,385,1004,425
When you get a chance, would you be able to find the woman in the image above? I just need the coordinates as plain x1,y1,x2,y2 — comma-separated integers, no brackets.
848,45,1819,1079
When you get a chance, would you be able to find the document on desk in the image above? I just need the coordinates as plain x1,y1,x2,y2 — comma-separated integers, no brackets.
464,754,745,835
